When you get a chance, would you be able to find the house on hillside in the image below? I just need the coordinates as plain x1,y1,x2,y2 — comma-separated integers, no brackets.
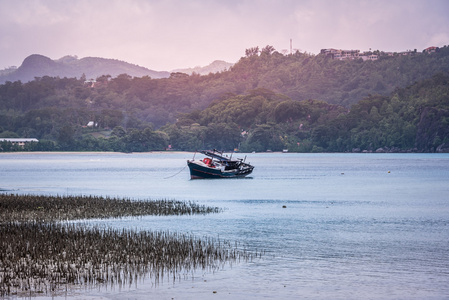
83,121,98,128
399,50,415,56
360,54,378,61
0,138,39,147
84,79,97,87
321,48,378,61
424,46,439,54
320,48,341,57
320,49,360,60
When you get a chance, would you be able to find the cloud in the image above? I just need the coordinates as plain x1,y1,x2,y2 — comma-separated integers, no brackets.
0,0,448,71
428,33,449,47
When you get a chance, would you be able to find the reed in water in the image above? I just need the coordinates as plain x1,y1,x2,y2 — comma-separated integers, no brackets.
0,194,260,296
0,194,221,222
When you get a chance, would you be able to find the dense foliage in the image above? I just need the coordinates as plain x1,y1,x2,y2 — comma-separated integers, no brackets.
171,73,449,153
1,46,449,152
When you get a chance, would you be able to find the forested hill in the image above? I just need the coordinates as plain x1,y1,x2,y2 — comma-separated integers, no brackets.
229,46,449,107
0,45,448,153
169,72,449,153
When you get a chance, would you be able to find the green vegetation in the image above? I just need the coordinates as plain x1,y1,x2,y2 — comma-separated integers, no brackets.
172,74,449,153
0,194,258,296
1,46,449,152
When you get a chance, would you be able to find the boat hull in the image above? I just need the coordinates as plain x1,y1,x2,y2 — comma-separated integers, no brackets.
187,160,253,179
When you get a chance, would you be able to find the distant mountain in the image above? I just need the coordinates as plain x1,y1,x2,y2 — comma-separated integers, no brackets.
0,54,170,83
172,60,234,75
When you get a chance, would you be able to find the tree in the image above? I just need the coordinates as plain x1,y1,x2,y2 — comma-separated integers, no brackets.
261,45,275,55
111,126,126,138
57,125,75,150
245,47,260,57
204,122,241,151
242,124,284,152
110,74,132,93
274,100,306,123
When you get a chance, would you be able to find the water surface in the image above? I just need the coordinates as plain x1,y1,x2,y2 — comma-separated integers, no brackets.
1,152,449,299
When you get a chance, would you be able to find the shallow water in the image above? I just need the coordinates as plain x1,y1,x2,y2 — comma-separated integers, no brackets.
1,152,449,299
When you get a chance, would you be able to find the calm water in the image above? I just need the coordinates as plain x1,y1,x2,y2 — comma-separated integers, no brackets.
1,152,449,299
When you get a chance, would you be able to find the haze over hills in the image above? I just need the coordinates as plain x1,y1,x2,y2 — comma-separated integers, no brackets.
0,54,236,84
172,60,234,75
0,54,172,83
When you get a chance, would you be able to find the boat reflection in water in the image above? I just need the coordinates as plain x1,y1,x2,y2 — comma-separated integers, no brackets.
187,150,254,179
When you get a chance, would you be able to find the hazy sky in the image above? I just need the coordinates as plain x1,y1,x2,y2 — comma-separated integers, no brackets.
1,0,448,71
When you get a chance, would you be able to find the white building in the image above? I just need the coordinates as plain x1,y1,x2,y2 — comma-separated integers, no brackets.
0,138,39,147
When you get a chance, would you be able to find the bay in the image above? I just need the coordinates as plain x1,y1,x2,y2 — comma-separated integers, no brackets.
1,152,449,299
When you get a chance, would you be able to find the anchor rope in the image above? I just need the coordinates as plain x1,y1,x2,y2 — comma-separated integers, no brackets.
164,164,188,179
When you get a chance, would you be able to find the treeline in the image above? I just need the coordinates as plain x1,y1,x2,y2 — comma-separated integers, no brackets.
0,126,168,152
1,46,449,152
2,72,449,153
166,73,449,153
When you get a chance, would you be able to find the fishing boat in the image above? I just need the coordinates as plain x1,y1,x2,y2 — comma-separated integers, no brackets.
187,150,254,179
